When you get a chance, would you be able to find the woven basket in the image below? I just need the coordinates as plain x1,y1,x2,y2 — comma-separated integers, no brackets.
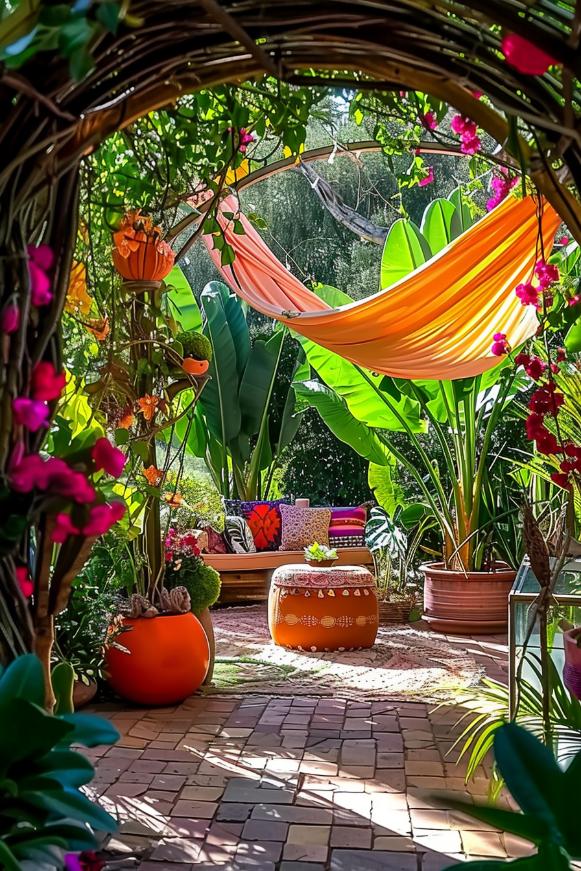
378,597,414,625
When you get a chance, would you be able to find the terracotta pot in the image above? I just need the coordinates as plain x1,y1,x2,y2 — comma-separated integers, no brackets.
73,679,98,709
422,561,516,635
112,234,175,282
105,612,209,705
563,628,581,700
197,607,216,685
378,597,414,625
305,559,337,568
182,357,209,376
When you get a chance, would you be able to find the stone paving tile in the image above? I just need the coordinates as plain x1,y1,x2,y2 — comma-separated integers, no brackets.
91,629,519,870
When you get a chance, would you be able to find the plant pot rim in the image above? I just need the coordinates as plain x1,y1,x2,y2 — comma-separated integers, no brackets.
305,558,337,567
121,610,195,622
421,560,516,580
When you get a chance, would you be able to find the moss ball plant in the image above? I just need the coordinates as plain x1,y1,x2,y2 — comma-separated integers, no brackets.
177,331,213,362
166,555,221,615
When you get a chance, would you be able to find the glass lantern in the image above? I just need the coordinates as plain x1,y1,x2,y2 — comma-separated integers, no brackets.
508,555,581,716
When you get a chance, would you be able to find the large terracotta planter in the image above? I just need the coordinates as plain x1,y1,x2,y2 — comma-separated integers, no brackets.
197,607,216,685
563,628,581,699
105,612,210,705
422,561,516,635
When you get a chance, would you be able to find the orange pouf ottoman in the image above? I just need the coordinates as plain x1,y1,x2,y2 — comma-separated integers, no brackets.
268,564,378,651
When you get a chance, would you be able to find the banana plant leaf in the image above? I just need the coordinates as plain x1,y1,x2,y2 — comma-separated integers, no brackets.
368,460,407,516
380,218,431,288
166,265,202,332
448,186,477,234
420,197,462,253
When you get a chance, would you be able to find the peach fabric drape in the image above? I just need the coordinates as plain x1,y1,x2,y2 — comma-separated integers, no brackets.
203,194,560,380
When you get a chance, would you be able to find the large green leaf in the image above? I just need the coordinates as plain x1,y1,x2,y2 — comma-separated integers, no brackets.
166,265,202,332
380,219,431,288
239,330,284,436
200,281,243,443
0,654,44,708
368,461,406,516
493,724,564,842
58,712,120,747
448,187,477,234
273,350,309,454
0,699,72,768
297,336,425,433
293,380,393,466
420,197,462,253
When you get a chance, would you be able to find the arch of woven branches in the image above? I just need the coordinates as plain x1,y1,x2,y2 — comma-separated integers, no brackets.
0,0,580,653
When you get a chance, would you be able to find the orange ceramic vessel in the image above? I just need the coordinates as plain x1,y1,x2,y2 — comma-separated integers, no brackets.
182,357,209,376
269,583,378,651
112,234,175,282
106,612,209,705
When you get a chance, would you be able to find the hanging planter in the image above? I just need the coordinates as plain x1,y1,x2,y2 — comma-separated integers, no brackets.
112,210,175,284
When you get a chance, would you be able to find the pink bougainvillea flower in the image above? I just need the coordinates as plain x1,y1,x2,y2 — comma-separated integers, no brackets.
534,260,559,288
568,294,581,307
418,167,434,187
515,282,539,307
238,127,255,153
0,303,20,334
420,111,437,130
12,397,49,432
51,513,81,544
491,332,510,356
486,173,518,211
9,453,46,492
28,244,55,307
91,437,127,478
46,460,96,504
82,501,126,537
460,134,481,155
450,115,469,135
559,235,571,246
471,89,483,99
16,566,33,598
31,361,66,401
501,33,558,76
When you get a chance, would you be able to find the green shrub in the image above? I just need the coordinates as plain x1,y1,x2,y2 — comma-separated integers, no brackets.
165,557,221,615
54,578,118,685
177,331,213,361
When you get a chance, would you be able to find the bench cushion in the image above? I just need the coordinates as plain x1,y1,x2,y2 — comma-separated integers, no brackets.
204,546,372,573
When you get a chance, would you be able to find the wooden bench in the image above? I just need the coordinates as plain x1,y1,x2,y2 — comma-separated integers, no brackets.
205,547,374,603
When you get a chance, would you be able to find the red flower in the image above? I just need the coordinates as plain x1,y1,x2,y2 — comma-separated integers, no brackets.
501,33,558,76
536,431,559,455
10,453,46,492
31,361,66,401
28,244,54,307
0,303,20,334
420,111,437,130
515,282,539,307
16,566,33,598
12,397,49,432
52,513,81,544
83,501,126,536
524,355,547,381
556,348,567,363
44,458,96,504
551,472,571,490
525,412,545,440
534,260,559,288
91,437,126,478
491,332,510,356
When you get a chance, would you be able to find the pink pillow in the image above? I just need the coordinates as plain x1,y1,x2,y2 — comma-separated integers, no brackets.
331,506,367,526
329,524,366,538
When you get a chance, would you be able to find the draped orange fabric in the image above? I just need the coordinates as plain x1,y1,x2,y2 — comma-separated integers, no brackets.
203,195,560,380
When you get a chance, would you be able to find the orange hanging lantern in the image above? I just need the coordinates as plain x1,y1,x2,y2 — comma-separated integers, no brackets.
112,210,175,282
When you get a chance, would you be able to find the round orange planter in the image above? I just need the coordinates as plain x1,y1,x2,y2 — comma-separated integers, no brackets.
105,612,210,705
112,234,175,282
182,357,209,376
422,561,516,635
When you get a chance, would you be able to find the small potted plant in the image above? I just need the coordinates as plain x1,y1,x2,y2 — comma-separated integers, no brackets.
164,527,221,682
173,330,213,377
304,542,338,567
561,619,581,700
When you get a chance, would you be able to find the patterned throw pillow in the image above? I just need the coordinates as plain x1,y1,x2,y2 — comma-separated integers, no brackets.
223,515,256,554
203,526,229,554
330,506,367,527
279,504,331,551
223,498,289,551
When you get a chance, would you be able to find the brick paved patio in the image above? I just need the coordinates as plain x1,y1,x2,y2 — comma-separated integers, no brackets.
87,630,526,870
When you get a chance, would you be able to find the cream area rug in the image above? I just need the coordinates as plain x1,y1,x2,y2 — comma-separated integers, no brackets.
206,605,481,702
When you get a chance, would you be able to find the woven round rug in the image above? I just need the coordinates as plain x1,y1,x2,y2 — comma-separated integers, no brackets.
205,605,482,701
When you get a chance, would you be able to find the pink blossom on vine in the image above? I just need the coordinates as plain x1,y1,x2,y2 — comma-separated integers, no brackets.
491,332,510,356
16,566,33,598
83,501,126,536
534,260,559,288
9,453,46,492
44,459,95,504
420,111,437,130
28,244,54,307
418,167,434,187
515,282,539,306
31,361,66,401
501,33,558,76
238,128,254,153
559,236,570,246
460,134,481,155
12,397,49,432
91,437,127,478
568,294,581,307
451,115,481,155
51,513,81,544
1,304,20,333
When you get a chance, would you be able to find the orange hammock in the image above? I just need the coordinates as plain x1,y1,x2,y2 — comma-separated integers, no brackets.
202,194,560,380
